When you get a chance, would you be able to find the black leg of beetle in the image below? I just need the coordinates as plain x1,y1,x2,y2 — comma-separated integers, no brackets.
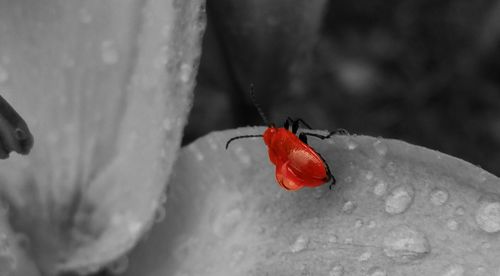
298,133,308,144
284,119,290,130
301,128,349,140
329,176,336,190
291,120,300,134
287,117,313,130
314,150,336,190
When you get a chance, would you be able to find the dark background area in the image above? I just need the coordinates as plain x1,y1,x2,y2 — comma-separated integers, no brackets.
182,0,500,176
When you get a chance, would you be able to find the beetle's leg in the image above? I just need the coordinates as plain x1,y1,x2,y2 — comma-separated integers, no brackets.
329,176,336,190
284,118,291,130
314,150,336,190
301,128,349,140
298,132,308,144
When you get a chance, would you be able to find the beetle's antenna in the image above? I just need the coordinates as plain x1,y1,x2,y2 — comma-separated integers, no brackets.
249,83,271,126
226,134,263,149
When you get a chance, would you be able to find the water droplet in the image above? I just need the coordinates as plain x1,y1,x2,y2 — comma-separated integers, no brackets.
180,63,192,83
385,184,415,215
383,224,430,263
367,220,377,228
346,139,358,150
441,264,465,276
430,189,449,206
154,206,166,223
79,8,93,23
0,65,8,83
344,237,353,244
342,201,356,214
358,251,371,261
384,161,397,176
475,201,500,233
345,176,353,183
367,266,387,276
374,181,388,196
162,118,173,131
329,265,344,276
290,235,309,253
234,146,251,165
365,171,374,180
480,241,491,250
373,140,388,156
101,40,119,64
354,219,363,228
231,248,246,266
107,256,129,275
212,208,242,238
446,219,459,231
328,235,338,243
455,206,465,216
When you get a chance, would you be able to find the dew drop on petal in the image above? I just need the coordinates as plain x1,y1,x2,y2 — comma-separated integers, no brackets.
329,265,344,276
385,185,415,215
154,206,166,223
358,251,371,261
475,201,500,233
346,139,358,150
367,220,377,228
234,146,251,166
441,264,465,276
455,206,465,216
212,208,242,238
0,65,8,83
290,235,309,253
365,171,374,180
354,219,363,229
430,189,449,206
383,224,430,263
342,201,356,214
374,181,388,196
367,267,387,276
344,176,353,183
180,63,192,83
328,235,338,243
446,219,459,231
373,140,388,156
107,256,129,275
79,8,93,23
101,40,119,65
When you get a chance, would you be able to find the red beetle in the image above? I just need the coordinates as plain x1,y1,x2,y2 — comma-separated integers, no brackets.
226,85,346,191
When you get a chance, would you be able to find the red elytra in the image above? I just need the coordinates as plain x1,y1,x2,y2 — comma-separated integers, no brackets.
263,126,332,191
226,85,346,191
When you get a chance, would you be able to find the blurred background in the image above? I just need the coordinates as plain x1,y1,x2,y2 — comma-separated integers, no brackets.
184,0,500,176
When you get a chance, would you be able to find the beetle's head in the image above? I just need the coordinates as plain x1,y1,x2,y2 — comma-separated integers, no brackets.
263,125,277,146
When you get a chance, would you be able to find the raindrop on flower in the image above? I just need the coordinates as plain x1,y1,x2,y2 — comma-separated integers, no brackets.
342,201,356,214
441,264,465,276
101,40,119,65
373,180,388,196
0,65,8,83
475,201,500,233
446,219,459,231
383,224,430,263
373,140,388,156
329,265,344,276
430,189,449,206
290,235,309,253
367,266,387,276
385,184,414,215
346,139,358,150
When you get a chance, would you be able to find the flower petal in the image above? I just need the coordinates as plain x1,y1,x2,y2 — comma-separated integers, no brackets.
0,0,204,274
123,127,500,275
